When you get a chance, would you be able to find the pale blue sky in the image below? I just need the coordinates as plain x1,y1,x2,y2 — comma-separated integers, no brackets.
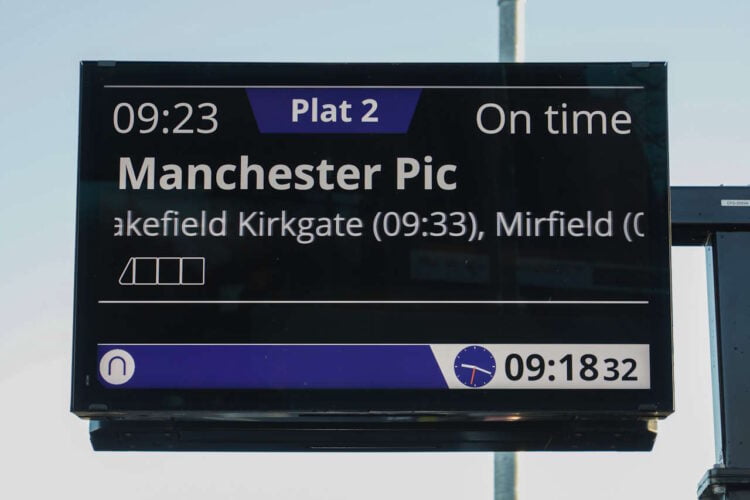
0,0,746,498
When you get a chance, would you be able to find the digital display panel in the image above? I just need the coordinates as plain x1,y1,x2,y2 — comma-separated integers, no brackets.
72,62,671,419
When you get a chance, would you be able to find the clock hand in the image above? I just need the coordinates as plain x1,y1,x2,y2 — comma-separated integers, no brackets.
460,363,492,375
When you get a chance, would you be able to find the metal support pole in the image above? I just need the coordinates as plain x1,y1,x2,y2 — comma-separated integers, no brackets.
494,452,517,500
498,0,526,62
494,2,524,499
698,232,750,499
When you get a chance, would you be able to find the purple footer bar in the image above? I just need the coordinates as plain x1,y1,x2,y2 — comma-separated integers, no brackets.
97,344,448,389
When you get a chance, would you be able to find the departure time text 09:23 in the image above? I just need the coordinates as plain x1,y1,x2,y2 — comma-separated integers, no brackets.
113,102,218,135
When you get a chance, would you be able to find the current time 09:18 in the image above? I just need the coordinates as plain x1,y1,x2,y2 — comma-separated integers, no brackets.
504,353,639,383
113,102,218,135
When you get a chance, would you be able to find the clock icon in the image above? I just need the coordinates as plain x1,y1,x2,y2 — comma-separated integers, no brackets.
454,345,496,387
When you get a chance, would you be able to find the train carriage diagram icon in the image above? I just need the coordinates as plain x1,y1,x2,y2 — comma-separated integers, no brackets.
118,257,205,286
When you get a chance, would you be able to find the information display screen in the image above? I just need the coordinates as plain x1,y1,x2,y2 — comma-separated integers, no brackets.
72,62,671,418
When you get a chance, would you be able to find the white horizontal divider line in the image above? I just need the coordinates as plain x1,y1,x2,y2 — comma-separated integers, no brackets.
97,342,650,346
98,300,649,305
103,85,645,90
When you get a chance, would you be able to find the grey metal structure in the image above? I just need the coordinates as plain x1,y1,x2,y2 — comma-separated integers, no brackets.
494,452,516,500
672,187,750,499
495,1,525,498
498,0,525,62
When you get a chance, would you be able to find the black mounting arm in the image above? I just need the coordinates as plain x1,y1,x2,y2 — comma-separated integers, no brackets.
673,187,750,500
